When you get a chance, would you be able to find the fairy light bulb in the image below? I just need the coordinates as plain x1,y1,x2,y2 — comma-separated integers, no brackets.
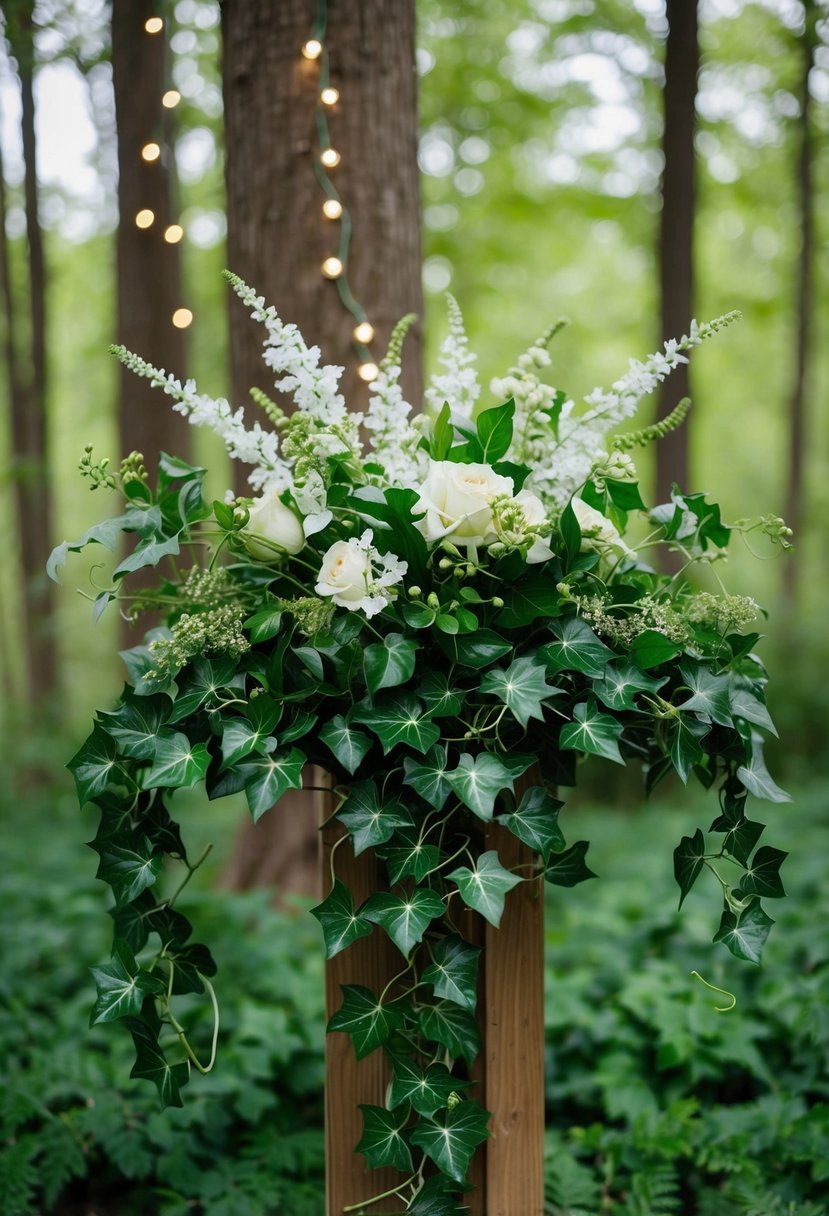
164,224,184,244
172,308,193,329
353,321,375,344
162,90,181,109
141,142,161,162
358,362,379,382
144,16,163,33
322,256,343,278
135,209,155,228
320,86,339,106
320,148,340,169
322,198,343,220
302,38,322,59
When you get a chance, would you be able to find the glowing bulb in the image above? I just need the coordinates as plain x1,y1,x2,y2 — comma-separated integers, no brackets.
144,16,163,33
321,256,343,279
322,198,343,220
172,308,193,329
302,39,322,59
141,142,161,162
320,148,340,169
320,86,339,106
135,209,155,228
353,322,375,344
358,362,379,382
164,224,184,244
162,90,181,109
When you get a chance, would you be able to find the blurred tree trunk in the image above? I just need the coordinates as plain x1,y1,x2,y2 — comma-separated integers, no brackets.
0,103,22,708
782,4,818,604
111,0,190,468
4,4,57,704
655,0,698,506
220,0,423,896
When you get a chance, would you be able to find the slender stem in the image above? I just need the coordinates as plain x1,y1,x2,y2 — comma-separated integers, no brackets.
166,843,213,909
342,1175,418,1213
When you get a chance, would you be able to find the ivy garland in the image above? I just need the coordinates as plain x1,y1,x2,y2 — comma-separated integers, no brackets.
52,280,791,1215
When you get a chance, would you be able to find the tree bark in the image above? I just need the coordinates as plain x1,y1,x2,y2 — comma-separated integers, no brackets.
111,0,189,467
655,0,698,506
220,0,423,897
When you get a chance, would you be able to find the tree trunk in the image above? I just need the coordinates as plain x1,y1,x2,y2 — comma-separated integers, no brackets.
655,0,698,506
111,0,189,467
782,5,817,604
220,0,423,897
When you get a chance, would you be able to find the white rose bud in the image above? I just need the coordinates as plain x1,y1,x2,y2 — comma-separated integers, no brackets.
415,460,514,546
242,490,305,560
516,489,555,565
316,540,372,608
570,497,634,557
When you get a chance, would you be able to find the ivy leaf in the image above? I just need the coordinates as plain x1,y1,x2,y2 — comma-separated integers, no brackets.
356,1104,414,1173
594,662,667,712
497,570,562,629
445,752,532,822
362,888,445,956
279,709,317,744
560,701,624,765
389,1057,470,1116
418,672,464,718
382,827,442,885
403,746,452,810
90,940,164,1024
68,725,120,805
92,831,164,906
439,628,512,670
127,1017,188,1108
480,656,560,729
544,840,596,887
219,715,276,772
739,846,787,899
168,655,243,722
410,1100,490,1183
113,532,182,580
143,733,210,790
406,1174,467,1215
737,752,792,803
99,692,172,760
679,664,733,727
673,828,706,908
353,695,441,755
319,714,374,775
364,632,419,695
422,935,481,1011
729,681,777,736
243,748,306,821
629,630,682,670
328,984,406,1059
711,816,765,867
713,899,774,964
498,786,565,863
47,513,133,581
310,880,374,959
667,714,711,783
419,1001,481,1064
542,617,615,678
448,850,522,927
337,781,413,856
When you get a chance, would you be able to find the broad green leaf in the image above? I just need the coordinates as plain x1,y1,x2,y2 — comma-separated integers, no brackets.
498,786,565,863
729,681,777,736
710,816,765,867
606,479,646,511
337,781,413,856
362,888,445,956
356,1104,413,1173
353,694,441,755
92,831,164,906
403,746,452,809
328,984,406,1059
113,532,181,580
417,672,464,718
47,512,133,582
409,1100,490,1183
448,850,522,927
667,714,711,783
389,1057,470,1116
68,725,120,804
439,628,512,670
679,664,733,727
739,845,787,899
419,1001,481,1064
713,899,774,964
293,645,325,682
406,1174,466,1216
558,498,582,568
422,934,481,1011
544,841,596,887
431,401,453,460
279,708,317,743
143,801,187,858
243,603,283,643
168,655,244,722
219,715,276,771
560,701,624,765
476,399,515,462
99,692,171,760
310,880,374,959
629,630,682,670
497,571,562,629
737,752,792,803
445,751,532,821
542,617,615,678
319,714,374,775
673,828,706,907
594,662,667,712
382,827,442,885
127,1017,188,1108
143,733,210,790
90,940,164,1025
243,747,306,821
401,600,437,629
480,656,560,729
364,632,419,694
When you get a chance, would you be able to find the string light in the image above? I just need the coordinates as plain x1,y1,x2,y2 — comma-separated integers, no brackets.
172,308,193,328
144,16,163,34
322,198,343,220
135,209,155,228
358,362,379,382
321,256,343,279
320,147,340,169
302,38,322,59
164,224,184,243
141,142,161,162
320,86,339,106
162,89,181,108
353,321,375,344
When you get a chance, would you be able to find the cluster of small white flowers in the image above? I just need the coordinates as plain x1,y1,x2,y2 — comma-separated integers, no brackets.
493,322,569,491
424,294,480,420
364,361,426,488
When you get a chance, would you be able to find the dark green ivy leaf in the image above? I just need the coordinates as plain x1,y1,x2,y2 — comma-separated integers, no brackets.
544,840,596,887
737,750,792,804
92,831,164,906
143,733,211,790
353,694,441,755
497,571,562,629
480,656,560,729
445,751,532,821
422,934,481,1011
382,827,442,885
68,725,120,805
328,984,406,1059
560,700,624,765
710,816,765,867
406,1174,468,1215
673,828,706,908
337,781,413,856
90,940,164,1024
667,714,711,784
310,879,374,959
498,786,565,863
364,632,419,694
447,850,522,927
319,714,374,775
593,662,667,712
419,1001,481,1064
389,1057,470,1116
409,1100,490,1183
99,691,172,760
542,616,615,678
629,630,682,670
739,845,787,899
713,899,774,964
362,888,445,957
403,746,452,810
679,664,734,727
356,1103,414,1173
127,1017,188,1108
243,747,306,822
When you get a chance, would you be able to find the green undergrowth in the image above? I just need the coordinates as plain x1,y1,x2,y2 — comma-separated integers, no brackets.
1,766,826,1214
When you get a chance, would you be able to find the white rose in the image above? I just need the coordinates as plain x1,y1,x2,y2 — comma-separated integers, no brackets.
316,540,372,608
516,490,555,565
243,490,305,559
571,497,634,556
415,460,514,545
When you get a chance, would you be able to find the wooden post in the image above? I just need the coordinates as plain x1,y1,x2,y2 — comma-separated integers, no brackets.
322,775,546,1215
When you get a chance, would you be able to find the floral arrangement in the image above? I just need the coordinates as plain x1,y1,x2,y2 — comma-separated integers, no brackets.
52,272,791,1214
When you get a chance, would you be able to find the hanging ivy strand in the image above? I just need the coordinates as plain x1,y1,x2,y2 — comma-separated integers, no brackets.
51,276,791,1214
